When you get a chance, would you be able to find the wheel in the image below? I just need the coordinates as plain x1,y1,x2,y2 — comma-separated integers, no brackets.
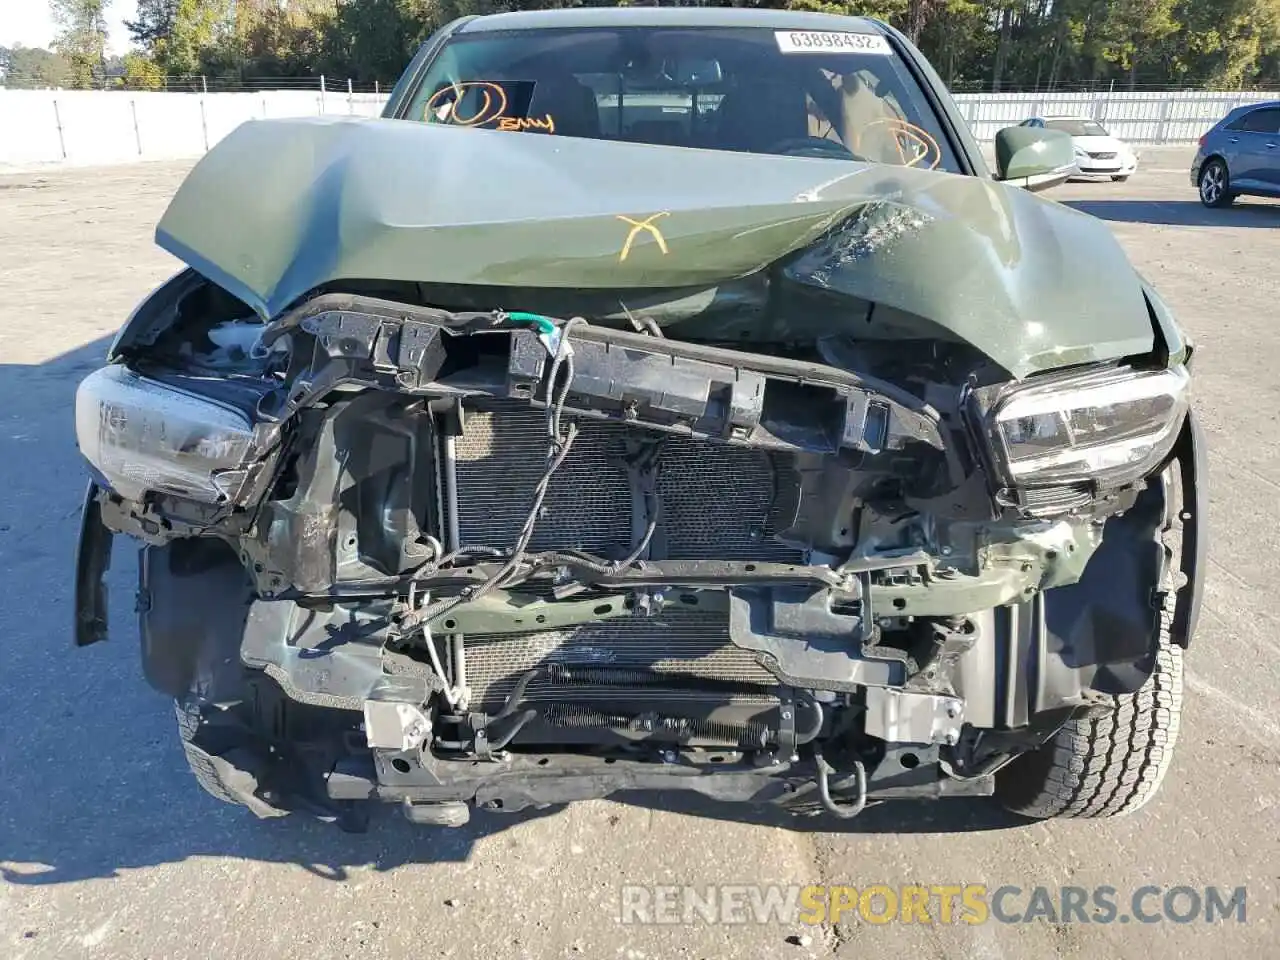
995,601,1182,819
176,699,247,806
1198,159,1234,207
175,697,291,818
174,671,363,821
1111,175,1130,182
996,471,1185,819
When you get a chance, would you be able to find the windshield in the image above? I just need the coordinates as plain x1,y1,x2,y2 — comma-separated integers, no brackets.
1045,119,1109,137
402,26,960,172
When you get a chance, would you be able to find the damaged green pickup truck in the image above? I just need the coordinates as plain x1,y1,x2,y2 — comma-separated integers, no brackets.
74,8,1205,829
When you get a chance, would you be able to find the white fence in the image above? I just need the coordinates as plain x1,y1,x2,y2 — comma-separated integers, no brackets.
2,87,1276,168
953,90,1277,143
0,89,387,167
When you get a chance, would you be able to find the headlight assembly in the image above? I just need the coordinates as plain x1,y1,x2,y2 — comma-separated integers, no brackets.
75,365,257,504
991,366,1189,488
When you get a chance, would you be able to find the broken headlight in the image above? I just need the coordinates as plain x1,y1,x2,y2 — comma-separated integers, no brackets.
992,366,1189,487
74,365,256,504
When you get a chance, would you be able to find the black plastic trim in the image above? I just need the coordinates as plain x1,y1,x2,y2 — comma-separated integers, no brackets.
1171,408,1207,647
74,482,113,647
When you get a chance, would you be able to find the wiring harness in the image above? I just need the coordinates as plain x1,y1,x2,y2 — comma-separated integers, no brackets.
396,312,660,635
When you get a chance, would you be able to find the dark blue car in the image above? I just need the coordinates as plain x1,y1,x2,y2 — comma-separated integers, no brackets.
1192,100,1280,207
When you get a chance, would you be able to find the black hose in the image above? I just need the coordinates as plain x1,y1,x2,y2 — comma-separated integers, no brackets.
484,708,538,752
481,676,823,757
542,704,771,745
495,668,544,720
547,664,776,694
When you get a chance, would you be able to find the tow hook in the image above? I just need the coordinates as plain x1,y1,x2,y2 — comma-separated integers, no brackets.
813,749,868,820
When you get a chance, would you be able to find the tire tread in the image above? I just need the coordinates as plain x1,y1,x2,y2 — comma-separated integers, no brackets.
998,603,1183,819
175,700,242,806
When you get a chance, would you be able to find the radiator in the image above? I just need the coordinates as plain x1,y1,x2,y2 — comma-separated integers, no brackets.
452,400,802,562
451,400,793,717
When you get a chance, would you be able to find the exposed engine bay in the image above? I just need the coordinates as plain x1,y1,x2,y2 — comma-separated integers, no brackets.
74,275,1203,825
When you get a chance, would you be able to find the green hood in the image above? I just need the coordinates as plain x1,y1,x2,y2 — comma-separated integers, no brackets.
155,115,1154,379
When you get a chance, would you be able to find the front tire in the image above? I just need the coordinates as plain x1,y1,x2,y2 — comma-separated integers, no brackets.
995,606,1182,819
1198,159,1234,207
997,464,1187,820
175,697,292,818
1111,175,1130,182
176,700,242,805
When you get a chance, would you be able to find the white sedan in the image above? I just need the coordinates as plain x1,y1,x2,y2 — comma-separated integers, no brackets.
1019,115,1140,181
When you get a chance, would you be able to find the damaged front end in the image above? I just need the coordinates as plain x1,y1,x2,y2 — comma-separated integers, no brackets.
73,120,1205,825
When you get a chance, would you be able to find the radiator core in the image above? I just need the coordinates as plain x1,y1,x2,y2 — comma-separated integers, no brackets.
452,400,802,562
450,400,794,714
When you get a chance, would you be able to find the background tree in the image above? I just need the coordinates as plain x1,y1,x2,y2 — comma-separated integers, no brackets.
326,0,433,82
125,0,178,53
121,50,167,88
50,0,111,88
126,0,229,78
97,0,1280,91
0,44,75,88
1099,0,1180,88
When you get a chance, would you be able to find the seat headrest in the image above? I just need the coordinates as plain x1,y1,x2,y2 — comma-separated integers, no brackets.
714,79,810,153
526,75,601,139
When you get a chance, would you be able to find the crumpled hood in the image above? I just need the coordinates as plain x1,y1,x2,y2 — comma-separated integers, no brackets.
155,115,1154,378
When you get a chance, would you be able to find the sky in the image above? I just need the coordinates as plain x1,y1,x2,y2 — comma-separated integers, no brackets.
1,0,137,54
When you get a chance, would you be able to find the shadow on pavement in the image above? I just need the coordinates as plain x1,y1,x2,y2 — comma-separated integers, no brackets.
0,336,568,888
0,337,1024,890
1066,198,1280,226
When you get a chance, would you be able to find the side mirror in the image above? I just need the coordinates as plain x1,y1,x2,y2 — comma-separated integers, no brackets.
994,126,1076,192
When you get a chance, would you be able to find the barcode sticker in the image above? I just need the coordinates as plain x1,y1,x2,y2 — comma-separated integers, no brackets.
774,31,892,55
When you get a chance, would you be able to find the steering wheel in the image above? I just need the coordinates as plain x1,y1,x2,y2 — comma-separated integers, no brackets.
764,136,862,161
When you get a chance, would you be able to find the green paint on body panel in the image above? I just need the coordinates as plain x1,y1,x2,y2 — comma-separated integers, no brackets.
156,115,1154,379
